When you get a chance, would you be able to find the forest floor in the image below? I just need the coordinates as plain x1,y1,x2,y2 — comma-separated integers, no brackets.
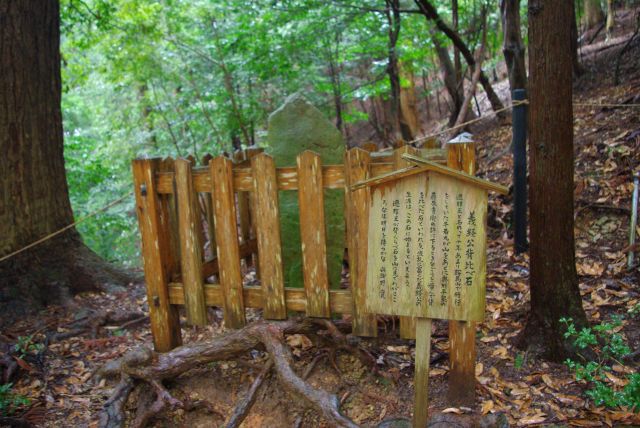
2,10,640,428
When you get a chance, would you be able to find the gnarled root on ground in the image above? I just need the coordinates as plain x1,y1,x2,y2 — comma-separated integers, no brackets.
97,318,362,428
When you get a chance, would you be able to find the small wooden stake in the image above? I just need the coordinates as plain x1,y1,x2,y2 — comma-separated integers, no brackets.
413,317,432,428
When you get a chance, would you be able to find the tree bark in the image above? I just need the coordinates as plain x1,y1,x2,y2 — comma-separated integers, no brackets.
500,0,527,91
431,29,464,125
414,0,505,116
385,0,412,143
606,0,615,39
583,0,605,30
571,2,584,76
0,0,128,315
521,0,587,361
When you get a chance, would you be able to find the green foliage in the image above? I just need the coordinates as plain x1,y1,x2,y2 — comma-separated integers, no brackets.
514,352,525,370
0,384,30,416
561,316,639,412
14,336,44,359
59,0,510,265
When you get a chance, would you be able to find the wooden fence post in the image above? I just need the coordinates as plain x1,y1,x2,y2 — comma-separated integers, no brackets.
345,148,378,337
201,154,216,262
132,159,182,352
175,158,208,326
159,158,181,281
210,156,246,328
251,153,287,319
233,151,253,266
246,147,264,278
394,146,419,340
447,141,477,406
297,151,331,318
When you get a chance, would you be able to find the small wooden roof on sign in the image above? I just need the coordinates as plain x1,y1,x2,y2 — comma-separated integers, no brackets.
351,153,509,195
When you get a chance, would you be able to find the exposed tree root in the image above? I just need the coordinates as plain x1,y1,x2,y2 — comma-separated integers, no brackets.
97,318,362,428
226,359,273,428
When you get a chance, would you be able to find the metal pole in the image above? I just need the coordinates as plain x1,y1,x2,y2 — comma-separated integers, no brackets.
512,89,528,254
628,173,639,269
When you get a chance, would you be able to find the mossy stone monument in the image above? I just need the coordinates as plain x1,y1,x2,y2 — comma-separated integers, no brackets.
266,93,345,290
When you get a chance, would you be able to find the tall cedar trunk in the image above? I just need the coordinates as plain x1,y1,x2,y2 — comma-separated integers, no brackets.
583,0,605,29
500,0,527,91
0,0,127,315
521,0,587,361
414,0,505,116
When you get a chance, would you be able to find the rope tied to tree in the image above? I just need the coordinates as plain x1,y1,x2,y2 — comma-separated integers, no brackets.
0,192,133,264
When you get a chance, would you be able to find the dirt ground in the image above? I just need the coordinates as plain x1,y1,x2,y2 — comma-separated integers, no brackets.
2,8,640,428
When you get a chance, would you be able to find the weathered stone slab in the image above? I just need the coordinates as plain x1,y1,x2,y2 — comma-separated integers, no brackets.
266,94,345,291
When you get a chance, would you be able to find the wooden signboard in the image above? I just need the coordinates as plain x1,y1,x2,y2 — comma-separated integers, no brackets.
365,171,487,322
352,155,507,428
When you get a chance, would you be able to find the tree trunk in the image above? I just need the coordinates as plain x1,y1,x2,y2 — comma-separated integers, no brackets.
385,0,412,144
431,30,464,125
452,0,462,98
0,0,127,317
571,2,584,76
583,0,605,29
606,0,615,39
399,64,421,138
521,0,587,361
414,0,505,116
500,0,527,91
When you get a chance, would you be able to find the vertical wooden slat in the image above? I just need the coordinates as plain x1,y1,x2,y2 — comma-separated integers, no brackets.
394,146,419,340
251,154,287,319
246,147,264,277
345,148,378,337
297,151,331,317
233,151,252,266
175,159,208,326
201,154,216,262
132,159,182,352
447,141,477,406
159,158,180,281
210,156,246,328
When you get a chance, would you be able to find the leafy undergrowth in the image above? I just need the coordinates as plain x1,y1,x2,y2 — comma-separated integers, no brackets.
2,19,640,428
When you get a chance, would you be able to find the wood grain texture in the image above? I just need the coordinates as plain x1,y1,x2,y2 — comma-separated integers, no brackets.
353,155,508,195
233,151,252,265
168,283,353,314
132,159,182,351
201,154,216,261
201,238,258,280
210,156,246,328
159,158,181,282
156,163,411,194
175,158,208,326
413,318,432,428
297,151,331,317
394,147,419,340
345,149,378,337
446,141,478,407
364,172,487,322
251,154,287,319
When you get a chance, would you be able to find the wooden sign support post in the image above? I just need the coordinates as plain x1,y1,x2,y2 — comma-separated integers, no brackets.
413,317,432,428
352,153,507,428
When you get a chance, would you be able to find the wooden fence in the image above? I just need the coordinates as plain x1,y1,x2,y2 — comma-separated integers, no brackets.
133,145,451,352
133,142,480,405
